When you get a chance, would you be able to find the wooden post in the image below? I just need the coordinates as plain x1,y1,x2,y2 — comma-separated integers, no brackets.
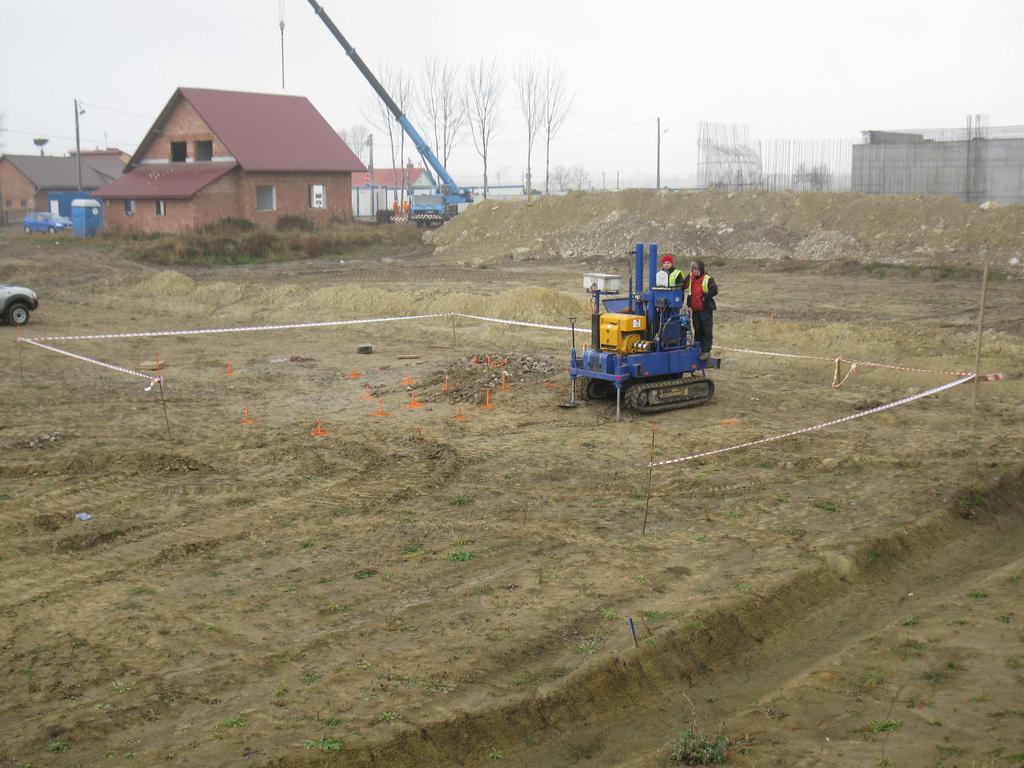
642,422,657,535
972,263,990,410
16,325,24,386
451,314,457,348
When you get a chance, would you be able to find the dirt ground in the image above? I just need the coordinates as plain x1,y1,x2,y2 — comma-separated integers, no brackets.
1,194,1023,768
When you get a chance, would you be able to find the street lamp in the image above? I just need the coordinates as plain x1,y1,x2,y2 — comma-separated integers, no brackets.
656,117,670,190
74,99,86,191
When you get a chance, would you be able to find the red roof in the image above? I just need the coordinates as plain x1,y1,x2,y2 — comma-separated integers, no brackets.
130,88,366,173
94,163,235,199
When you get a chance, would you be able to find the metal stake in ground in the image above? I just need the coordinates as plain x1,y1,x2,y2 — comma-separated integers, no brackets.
972,262,990,410
451,313,457,348
16,325,24,386
642,421,657,535
155,353,172,441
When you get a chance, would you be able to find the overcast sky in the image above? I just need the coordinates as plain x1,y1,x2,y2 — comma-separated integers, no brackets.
2,0,1022,188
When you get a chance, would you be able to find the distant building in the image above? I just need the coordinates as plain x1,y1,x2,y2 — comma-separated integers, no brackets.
94,87,366,233
0,151,126,222
852,124,1024,205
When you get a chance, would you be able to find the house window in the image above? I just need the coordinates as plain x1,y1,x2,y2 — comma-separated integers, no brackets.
124,199,136,216
309,184,326,209
155,200,166,217
20,200,27,208
170,142,187,162
256,185,276,212
194,140,213,162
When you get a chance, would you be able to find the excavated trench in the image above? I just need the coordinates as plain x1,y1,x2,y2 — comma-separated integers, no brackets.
269,470,1024,768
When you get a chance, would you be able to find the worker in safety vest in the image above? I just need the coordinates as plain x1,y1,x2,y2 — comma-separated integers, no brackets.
402,199,410,216
391,200,400,217
660,253,685,287
683,260,718,360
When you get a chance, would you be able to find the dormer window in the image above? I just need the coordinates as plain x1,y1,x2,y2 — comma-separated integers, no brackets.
194,140,213,162
170,142,187,162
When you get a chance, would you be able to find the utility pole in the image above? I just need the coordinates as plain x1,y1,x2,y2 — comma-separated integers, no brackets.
280,18,286,89
367,134,374,215
656,116,661,190
74,99,84,191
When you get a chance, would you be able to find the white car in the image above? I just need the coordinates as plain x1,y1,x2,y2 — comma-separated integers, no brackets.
1,284,39,325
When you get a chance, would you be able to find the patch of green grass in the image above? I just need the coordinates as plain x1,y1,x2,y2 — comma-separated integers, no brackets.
867,719,903,733
219,716,246,728
573,635,606,655
600,607,619,621
902,616,920,626
918,669,952,685
298,540,314,549
488,746,504,762
813,499,839,513
450,494,472,507
299,671,322,686
129,586,157,596
378,711,401,722
47,739,70,753
354,568,378,579
997,614,1015,624
1006,656,1024,670
735,582,754,592
954,487,986,516
967,590,988,599
205,624,223,633
305,736,343,752
859,667,889,691
420,676,456,693
641,610,679,627
689,618,708,632
274,683,288,698
694,534,708,543
631,574,648,584
667,728,729,765
444,549,474,562
324,717,342,727
110,679,135,694
401,542,424,558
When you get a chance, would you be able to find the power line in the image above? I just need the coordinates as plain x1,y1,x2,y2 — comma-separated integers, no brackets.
3,127,137,148
77,101,153,120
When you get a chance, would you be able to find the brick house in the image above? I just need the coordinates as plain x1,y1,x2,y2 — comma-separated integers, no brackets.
94,87,366,233
0,151,125,223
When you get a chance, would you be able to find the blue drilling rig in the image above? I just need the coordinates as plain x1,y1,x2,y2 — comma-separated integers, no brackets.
569,243,720,420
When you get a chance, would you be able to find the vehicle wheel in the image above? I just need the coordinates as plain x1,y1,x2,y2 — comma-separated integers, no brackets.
47,226,55,233
8,302,30,326
24,225,31,234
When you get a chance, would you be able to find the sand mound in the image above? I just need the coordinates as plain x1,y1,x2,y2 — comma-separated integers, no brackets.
427,189,1024,269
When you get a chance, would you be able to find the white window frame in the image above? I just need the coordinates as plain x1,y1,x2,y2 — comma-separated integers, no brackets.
124,199,136,216
309,184,326,209
256,185,277,212
155,200,166,217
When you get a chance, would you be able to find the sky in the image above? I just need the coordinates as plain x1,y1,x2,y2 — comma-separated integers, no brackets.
1,0,1023,189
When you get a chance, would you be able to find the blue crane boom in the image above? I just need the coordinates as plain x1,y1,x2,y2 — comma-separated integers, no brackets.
306,0,468,206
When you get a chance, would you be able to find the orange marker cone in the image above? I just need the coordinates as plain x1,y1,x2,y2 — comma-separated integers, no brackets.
360,383,374,401
348,369,361,380
373,399,391,417
225,360,234,376
241,405,255,425
543,380,558,389
310,418,329,436
401,374,414,386
454,405,466,423
481,387,495,410
441,375,450,393
406,393,424,409
499,371,510,392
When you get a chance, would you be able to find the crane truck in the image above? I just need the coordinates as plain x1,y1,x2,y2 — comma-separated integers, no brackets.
307,0,473,227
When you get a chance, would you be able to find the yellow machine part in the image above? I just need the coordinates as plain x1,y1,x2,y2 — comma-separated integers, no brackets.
600,313,647,353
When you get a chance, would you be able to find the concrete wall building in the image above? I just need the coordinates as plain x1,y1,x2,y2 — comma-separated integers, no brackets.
94,87,366,233
852,125,1024,205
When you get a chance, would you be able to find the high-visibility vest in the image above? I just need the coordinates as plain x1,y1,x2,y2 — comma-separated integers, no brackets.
667,268,684,286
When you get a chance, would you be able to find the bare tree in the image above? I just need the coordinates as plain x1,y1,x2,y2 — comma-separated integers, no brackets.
513,57,543,199
362,63,416,204
540,59,574,195
465,57,504,199
419,56,465,171
568,165,591,191
336,124,370,163
551,164,572,192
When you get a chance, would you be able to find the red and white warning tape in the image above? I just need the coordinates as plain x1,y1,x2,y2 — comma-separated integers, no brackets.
648,374,975,468
19,338,162,390
452,312,577,333
22,313,450,343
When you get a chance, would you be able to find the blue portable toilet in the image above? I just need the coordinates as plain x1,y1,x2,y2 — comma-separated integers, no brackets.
71,198,103,237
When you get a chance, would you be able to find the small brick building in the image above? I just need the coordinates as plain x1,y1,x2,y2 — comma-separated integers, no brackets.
0,151,125,223
94,87,365,233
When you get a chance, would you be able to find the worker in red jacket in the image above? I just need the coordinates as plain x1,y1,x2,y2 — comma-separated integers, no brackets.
683,260,718,360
